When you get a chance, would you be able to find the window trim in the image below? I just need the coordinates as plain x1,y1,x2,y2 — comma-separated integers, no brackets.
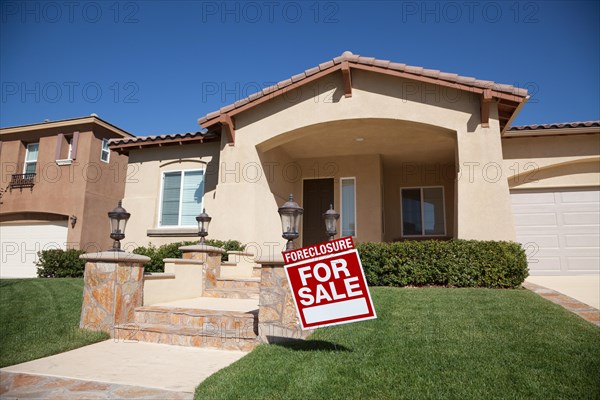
56,137,73,166
23,143,39,174
400,186,446,238
340,176,357,238
157,169,205,228
100,138,110,163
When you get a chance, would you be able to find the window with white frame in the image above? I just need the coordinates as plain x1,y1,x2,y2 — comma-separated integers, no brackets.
67,138,73,160
100,139,110,163
341,177,356,237
159,170,205,226
401,187,446,236
24,143,39,174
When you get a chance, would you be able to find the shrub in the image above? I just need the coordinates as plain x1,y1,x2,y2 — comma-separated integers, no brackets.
132,240,245,272
36,249,87,278
356,240,528,288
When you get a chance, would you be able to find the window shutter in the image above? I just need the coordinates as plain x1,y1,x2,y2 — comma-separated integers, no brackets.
71,132,79,160
55,133,64,160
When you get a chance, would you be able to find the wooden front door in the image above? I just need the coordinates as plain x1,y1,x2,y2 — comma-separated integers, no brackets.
302,178,334,247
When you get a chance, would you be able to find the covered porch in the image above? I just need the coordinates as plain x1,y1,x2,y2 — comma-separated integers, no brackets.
256,118,457,247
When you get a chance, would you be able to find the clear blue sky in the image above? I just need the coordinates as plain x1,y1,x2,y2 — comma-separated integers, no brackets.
1,1,599,136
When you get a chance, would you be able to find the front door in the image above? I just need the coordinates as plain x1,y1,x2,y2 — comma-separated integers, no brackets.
303,178,334,246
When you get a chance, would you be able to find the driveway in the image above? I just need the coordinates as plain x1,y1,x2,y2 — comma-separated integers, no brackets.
525,275,600,309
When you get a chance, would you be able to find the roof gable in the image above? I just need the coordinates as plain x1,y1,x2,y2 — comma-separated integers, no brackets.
198,51,529,141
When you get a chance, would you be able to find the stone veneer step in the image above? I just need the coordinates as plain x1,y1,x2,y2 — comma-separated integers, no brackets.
203,287,260,300
134,306,258,332
113,322,258,352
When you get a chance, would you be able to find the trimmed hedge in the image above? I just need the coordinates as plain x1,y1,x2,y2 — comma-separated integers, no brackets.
36,249,87,278
132,240,245,272
356,240,528,288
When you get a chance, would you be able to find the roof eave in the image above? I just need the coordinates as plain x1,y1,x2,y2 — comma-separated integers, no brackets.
0,116,134,138
198,59,528,133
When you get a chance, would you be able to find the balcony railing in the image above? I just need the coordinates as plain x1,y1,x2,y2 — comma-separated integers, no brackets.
10,173,36,190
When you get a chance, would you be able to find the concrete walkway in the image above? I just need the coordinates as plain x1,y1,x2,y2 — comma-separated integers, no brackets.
524,275,600,326
0,340,248,399
525,275,600,309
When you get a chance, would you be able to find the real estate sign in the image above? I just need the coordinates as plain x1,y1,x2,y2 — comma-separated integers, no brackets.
283,237,377,330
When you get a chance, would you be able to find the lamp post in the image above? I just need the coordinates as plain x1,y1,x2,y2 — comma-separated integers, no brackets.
278,194,303,251
196,208,212,244
108,200,130,251
323,204,340,241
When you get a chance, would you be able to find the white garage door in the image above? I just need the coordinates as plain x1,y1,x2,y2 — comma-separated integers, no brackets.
511,188,600,275
0,221,68,278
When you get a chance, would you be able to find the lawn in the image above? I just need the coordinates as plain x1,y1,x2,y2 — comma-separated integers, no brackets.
196,287,600,400
0,278,108,368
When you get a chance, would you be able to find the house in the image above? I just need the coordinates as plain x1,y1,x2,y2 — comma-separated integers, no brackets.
0,116,133,277
110,51,599,276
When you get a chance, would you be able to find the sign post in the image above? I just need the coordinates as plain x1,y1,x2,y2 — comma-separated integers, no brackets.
282,237,376,330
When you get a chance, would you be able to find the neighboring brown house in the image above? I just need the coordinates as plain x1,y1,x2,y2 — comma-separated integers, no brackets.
0,116,133,277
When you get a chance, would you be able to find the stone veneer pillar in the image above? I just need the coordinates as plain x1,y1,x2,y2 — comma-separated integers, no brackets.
179,244,225,291
256,256,313,343
79,251,150,334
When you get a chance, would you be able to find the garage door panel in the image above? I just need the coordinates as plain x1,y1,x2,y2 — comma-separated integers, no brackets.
513,213,558,227
0,222,68,278
511,192,556,205
528,257,561,272
511,188,600,275
562,212,600,226
560,190,600,203
565,234,600,248
516,234,560,249
566,257,600,272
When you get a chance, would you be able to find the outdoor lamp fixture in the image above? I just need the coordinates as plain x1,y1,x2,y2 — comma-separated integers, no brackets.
196,208,212,244
108,200,130,251
323,204,340,241
278,194,304,251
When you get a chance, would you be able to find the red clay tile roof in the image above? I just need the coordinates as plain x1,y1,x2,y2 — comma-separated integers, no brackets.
508,121,600,131
198,51,528,126
109,131,219,153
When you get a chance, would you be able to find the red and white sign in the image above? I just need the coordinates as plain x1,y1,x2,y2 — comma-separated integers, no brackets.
283,237,377,330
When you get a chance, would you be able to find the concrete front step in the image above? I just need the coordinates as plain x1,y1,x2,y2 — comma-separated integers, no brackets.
215,277,260,290
113,322,258,352
134,306,258,332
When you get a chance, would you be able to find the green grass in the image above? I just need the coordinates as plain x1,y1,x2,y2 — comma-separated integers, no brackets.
0,278,109,368
196,287,600,400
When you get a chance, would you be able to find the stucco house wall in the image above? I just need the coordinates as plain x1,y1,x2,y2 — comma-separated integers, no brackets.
121,141,221,248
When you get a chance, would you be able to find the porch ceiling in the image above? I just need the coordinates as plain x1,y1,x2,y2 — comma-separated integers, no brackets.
260,119,456,166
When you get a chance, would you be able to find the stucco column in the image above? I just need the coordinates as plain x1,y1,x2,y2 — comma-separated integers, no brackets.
79,252,150,334
455,124,516,241
256,256,313,343
179,244,225,291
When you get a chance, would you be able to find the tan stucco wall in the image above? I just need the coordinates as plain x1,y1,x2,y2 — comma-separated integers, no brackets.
383,163,456,242
210,69,515,248
121,142,221,248
295,154,383,244
502,133,600,190
143,262,203,305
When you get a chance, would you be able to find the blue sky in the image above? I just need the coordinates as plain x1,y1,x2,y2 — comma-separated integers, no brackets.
1,1,599,136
